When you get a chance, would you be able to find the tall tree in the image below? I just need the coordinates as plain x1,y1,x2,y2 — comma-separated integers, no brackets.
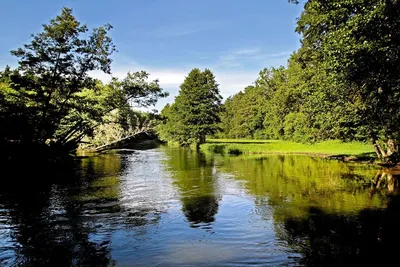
157,68,222,147
7,7,116,145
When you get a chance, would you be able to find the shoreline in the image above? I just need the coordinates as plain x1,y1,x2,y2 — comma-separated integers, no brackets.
201,139,400,171
200,139,400,169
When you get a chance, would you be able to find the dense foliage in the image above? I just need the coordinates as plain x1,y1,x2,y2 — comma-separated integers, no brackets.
220,64,356,142
0,8,167,155
218,0,400,162
157,68,222,147
296,0,400,161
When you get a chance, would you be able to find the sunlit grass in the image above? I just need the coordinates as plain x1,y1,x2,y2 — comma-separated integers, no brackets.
202,139,374,156
207,139,279,143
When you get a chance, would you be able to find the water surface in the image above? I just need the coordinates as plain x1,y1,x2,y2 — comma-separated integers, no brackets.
1,146,399,266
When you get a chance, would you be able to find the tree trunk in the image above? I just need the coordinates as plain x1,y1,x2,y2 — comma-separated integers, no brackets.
387,172,395,194
387,138,397,156
371,137,383,159
377,142,388,158
370,135,400,163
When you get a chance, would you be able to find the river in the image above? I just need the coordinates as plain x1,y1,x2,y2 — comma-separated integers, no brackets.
1,146,399,266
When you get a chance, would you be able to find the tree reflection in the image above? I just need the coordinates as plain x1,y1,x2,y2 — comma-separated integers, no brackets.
370,168,400,196
0,154,128,266
214,154,400,265
6,189,115,266
222,156,400,266
163,148,220,227
280,194,400,266
216,155,385,217
181,195,219,225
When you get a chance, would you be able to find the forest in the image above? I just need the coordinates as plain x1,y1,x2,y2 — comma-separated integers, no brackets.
1,1,400,164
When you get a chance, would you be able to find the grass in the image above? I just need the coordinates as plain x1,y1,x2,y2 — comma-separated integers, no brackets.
202,139,374,158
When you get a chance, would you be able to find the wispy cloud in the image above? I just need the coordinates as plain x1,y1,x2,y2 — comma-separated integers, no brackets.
218,48,292,68
218,48,261,68
150,21,225,38
230,48,262,56
90,67,187,87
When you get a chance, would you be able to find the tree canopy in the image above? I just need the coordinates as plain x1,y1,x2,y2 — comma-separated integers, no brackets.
296,0,400,161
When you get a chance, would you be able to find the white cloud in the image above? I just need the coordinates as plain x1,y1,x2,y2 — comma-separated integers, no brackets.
148,69,187,87
214,70,257,99
91,67,256,100
90,68,186,87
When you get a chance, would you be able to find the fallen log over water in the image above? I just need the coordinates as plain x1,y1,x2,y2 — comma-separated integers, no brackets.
94,131,158,152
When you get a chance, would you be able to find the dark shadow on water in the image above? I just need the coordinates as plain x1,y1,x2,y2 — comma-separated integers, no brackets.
328,152,376,162
1,153,132,265
122,140,161,150
0,152,140,266
281,195,400,266
1,188,116,267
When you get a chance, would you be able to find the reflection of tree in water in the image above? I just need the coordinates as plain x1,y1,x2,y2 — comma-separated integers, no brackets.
217,155,388,217
0,153,132,266
370,169,400,196
280,194,400,266
217,155,400,265
272,168,400,266
163,148,220,227
181,195,219,225
5,189,115,266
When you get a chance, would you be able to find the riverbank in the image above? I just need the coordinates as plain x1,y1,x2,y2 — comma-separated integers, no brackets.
201,139,375,162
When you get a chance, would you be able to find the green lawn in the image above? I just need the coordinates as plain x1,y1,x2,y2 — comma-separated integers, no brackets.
202,139,374,157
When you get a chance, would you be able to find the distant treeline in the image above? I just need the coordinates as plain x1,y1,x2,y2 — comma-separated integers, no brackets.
219,64,362,143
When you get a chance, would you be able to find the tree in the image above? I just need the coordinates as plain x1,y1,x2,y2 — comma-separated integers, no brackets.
0,8,168,154
157,68,222,147
6,7,116,145
295,0,400,161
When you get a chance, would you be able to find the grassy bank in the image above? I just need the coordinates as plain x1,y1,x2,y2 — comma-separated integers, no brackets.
201,139,374,158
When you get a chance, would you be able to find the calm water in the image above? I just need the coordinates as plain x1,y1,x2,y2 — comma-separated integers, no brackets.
1,146,400,266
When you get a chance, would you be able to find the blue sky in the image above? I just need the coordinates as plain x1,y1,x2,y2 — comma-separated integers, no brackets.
0,0,304,111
